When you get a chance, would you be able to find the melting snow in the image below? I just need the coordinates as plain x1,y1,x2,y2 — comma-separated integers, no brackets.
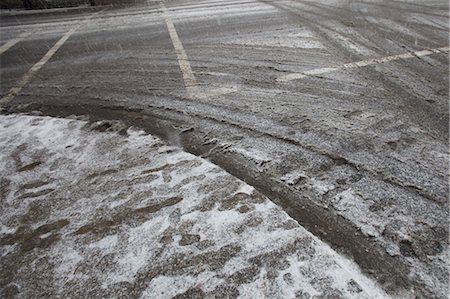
0,114,390,298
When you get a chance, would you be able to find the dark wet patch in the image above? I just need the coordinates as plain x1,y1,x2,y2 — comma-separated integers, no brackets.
330,157,349,167
310,276,334,291
282,174,308,186
399,240,415,257
312,288,343,298
369,197,394,213
206,284,239,299
168,208,181,224
0,178,11,202
195,240,215,250
17,188,55,199
237,205,251,213
34,219,70,236
347,173,363,183
128,174,159,185
248,191,266,204
219,192,251,211
134,196,183,214
75,219,119,236
17,161,42,172
179,234,200,246
94,253,117,272
295,290,311,299
227,265,259,284
172,244,242,274
74,196,183,235
90,121,112,132
21,233,61,253
410,225,446,258
159,235,173,245
386,137,416,152
196,180,243,212
197,195,217,212
163,172,172,183
342,20,355,27
128,190,155,205
249,238,304,271
335,178,346,185
141,164,173,174
235,216,263,234
19,200,51,225
281,219,298,230
160,148,178,154
386,141,398,151
2,284,19,298
10,143,26,170
196,176,240,195
283,272,294,285
347,279,363,293
86,169,118,180
177,221,195,234
173,175,207,190
172,287,204,299
120,244,242,298
0,219,69,253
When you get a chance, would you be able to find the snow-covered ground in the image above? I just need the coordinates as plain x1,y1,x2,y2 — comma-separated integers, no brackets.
0,114,390,298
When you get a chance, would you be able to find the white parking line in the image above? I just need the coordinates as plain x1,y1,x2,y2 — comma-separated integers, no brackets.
160,1,199,99
0,11,103,107
0,31,34,55
277,47,450,82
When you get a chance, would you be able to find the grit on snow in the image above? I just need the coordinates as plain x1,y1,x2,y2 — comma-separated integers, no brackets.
0,114,388,298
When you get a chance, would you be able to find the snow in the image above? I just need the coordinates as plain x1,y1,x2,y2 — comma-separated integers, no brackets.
0,114,390,298
222,27,325,49
89,234,118,249
235,183,254,195
333,188,382,238
309,178,335,195
232,146,271,165
280,170,308,185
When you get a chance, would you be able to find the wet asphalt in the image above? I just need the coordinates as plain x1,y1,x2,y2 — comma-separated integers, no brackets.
0,0,449,297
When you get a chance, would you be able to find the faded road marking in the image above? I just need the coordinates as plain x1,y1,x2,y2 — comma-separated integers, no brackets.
277,47,450,82
160,1,198,99
0,31,34,55
0,11,103,107
195,86,237,99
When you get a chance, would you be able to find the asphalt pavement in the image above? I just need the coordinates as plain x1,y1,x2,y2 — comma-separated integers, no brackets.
0,114,391,298
0,0,449,298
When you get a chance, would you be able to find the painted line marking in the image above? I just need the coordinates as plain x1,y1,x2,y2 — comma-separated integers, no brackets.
0,31,34,55
194,86,237,99
159,1,199,99
0,11,103,107
277,46,450,82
